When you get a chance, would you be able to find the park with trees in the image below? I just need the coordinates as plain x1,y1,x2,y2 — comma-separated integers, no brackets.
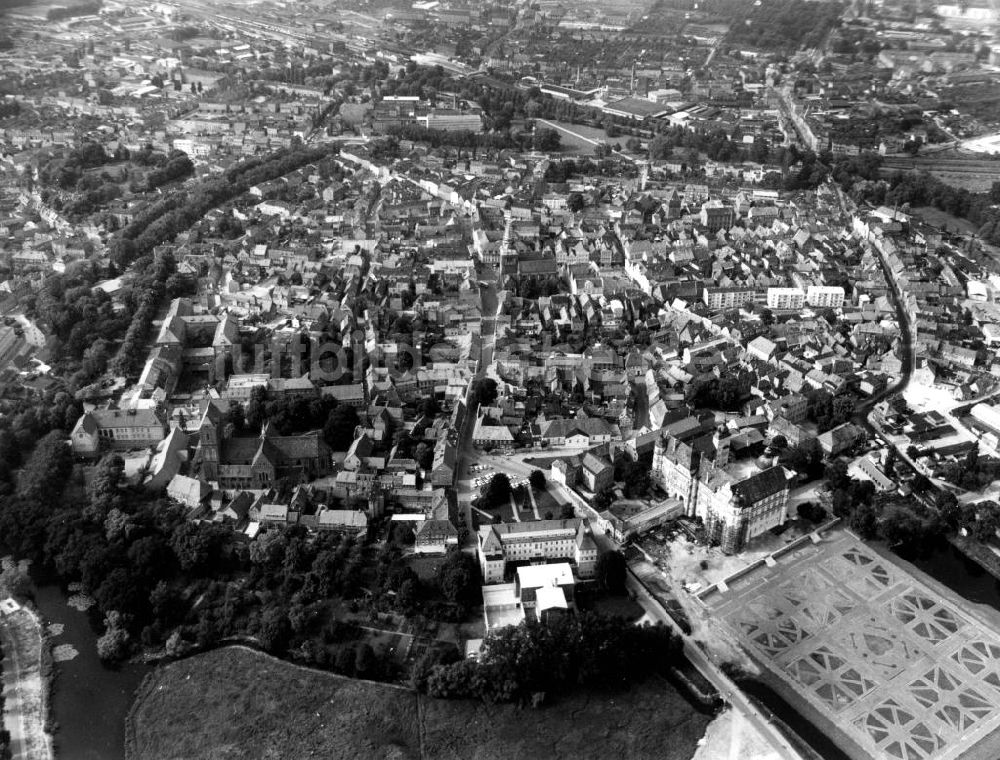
0,430,482,681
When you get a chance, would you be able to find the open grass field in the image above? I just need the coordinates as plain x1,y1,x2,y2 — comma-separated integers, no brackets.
128,646,711,760
127,647,421,760
540,120,611,154
909,206,980,236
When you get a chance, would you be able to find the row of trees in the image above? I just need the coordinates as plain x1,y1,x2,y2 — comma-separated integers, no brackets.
105,144,341,379
382,122,560,154
109,249,176,377
0,636,9,760
24,145,341,385
417,614,681,703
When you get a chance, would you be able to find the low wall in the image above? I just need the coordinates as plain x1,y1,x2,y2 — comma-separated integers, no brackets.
697,518,840,602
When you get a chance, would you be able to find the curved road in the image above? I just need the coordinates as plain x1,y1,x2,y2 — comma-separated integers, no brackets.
854,240,915,427
831,186,915,438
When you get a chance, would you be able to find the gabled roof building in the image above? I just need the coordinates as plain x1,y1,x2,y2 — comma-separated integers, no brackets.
477,517,598,584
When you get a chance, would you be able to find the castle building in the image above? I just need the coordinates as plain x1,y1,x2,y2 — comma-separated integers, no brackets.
696,466,791,554
652,429,730,515
653,428,791,553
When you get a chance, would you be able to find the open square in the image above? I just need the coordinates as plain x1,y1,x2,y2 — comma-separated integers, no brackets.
703,531,1000,760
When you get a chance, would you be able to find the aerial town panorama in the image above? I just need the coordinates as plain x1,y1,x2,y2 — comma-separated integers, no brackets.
1,0,1000,758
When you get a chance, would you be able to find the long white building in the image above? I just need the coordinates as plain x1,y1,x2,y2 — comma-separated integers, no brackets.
477,518,598,583
766,287,805,310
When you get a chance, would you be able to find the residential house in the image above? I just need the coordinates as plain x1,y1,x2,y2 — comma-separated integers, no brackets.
413,519,459,554
166,474,212,510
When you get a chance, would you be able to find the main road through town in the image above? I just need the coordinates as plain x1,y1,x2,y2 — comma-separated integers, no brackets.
454,276,500,550
830,186,915,424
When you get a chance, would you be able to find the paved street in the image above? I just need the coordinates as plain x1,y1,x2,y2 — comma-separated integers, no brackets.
0,607,53,760
453,280,499,550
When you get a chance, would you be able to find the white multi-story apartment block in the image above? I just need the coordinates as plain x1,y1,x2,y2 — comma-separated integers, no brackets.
766,287,806,310
703,286,756,310
806,285,846,308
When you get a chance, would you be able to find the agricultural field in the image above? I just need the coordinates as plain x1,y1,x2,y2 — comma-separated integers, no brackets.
879,158,1000,193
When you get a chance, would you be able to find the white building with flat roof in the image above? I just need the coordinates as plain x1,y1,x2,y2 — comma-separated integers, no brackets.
766,287,805,310
806,285,846,308
481,562,576,631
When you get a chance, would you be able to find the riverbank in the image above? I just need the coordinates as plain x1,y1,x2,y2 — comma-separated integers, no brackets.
870,538,1000,760
691,708,781,760
31,584,149,760
874,536,1000,633
127,645,711,760
949,533,1000,582
0,602,54,760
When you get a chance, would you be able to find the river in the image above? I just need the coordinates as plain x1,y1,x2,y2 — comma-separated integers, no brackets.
895,539,1000,610
33,585,149,760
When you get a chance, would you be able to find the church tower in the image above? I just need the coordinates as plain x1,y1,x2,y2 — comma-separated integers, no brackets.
197,401,222,480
